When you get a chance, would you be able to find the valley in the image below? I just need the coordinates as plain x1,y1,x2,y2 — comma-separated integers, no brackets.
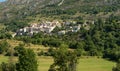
0,0,120,71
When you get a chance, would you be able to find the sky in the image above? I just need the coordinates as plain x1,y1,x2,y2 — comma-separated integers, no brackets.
0,0,6,2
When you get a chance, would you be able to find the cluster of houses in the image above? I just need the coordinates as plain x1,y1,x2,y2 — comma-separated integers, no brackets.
14,20,94,36
16,21,61,36
58,24,81,35
58,20,94,35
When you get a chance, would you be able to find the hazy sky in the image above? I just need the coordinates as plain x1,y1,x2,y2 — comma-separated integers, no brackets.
0,0,6,2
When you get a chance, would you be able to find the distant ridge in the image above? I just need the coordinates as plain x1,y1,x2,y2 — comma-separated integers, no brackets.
0,0,120,22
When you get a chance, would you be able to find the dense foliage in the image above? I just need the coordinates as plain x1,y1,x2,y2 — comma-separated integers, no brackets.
16,45,38,71
5,20,29,32
0,40,10,54
49,44,78,71
113,60,120,71
0,62,16,71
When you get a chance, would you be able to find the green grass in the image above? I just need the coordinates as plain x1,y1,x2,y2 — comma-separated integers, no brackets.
38,56,53,71
77,57,115,71
0,56,115,71
0,55,9,64
0,24,5,30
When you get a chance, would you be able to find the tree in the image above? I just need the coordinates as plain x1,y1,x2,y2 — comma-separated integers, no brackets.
67,51,78,71
49,44,78,71
0,41,16,71
16,45,38,71
113,60,120,71
1,62,16,71
0,40,10,54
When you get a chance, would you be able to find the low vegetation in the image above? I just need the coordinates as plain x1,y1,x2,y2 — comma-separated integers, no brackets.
0,55,115,71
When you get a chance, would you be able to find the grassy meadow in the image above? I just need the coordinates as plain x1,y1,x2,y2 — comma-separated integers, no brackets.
0,55,115,71
0,39,116,71
77,57,115,71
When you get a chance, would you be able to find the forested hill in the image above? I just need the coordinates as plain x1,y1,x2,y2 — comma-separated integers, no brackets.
0,0,119,63
0,0,120,22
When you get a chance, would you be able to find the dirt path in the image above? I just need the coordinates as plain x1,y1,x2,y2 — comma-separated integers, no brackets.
58,0,64,6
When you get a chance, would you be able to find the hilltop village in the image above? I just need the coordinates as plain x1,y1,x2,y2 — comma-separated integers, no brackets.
15,20,94,36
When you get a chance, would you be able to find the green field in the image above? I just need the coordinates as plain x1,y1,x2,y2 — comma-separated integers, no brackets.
0,56,115,71
77,57,115,71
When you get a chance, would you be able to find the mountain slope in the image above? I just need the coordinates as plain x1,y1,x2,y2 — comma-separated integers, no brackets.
0,0,120,23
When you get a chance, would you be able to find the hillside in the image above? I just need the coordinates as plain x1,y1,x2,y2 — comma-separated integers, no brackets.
0,1,120,71
0,0,120,23
0,0,119,60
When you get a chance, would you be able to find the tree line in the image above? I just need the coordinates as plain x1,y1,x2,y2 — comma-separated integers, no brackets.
0,42,79,71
